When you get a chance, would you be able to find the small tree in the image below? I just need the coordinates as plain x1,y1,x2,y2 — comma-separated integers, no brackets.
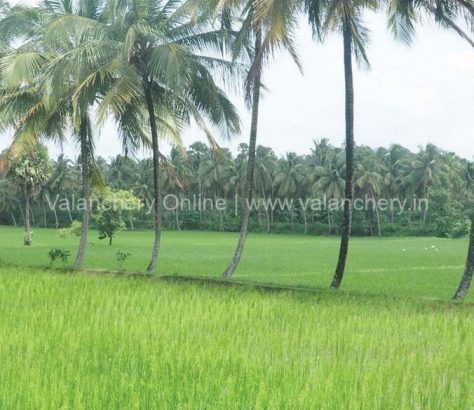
92,188,142,245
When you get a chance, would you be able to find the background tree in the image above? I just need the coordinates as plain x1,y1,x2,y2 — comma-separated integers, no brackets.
6,144,51,245
92,188,143,245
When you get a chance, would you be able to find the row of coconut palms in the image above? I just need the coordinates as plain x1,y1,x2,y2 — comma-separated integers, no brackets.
0,0,474,298
1,140,468,237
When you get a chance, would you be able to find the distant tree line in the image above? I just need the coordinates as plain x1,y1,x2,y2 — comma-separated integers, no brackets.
1,140,471,239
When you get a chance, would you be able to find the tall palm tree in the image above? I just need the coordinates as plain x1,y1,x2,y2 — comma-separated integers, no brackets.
453,161,474,300
304,0,378,289
220,0,301,277
86,0,242,271
0,0,109,268
1,0,241,271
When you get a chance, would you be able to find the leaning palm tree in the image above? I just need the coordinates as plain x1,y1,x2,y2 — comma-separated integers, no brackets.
88,0,242,271
304,0,378,289
2,0,241,271
0,0,109,268
219,0,302,277
386,0,474,50
453,162,474,300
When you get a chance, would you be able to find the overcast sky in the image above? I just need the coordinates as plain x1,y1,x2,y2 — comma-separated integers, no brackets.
1,4,473,160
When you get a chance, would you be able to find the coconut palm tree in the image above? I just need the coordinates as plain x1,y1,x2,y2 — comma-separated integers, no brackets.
80,0,242,271
453,161,474,300
1,0,241,270
49,154,78,224
386,0,474,49
311,163,345,234
304,0,378,289
220,0,301,277
253,145,278,232
0,0,112,268
355,161,384,236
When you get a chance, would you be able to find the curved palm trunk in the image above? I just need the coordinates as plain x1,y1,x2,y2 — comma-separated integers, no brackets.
74,120,91,269
453,216,474,300
23,187,32,246
331,20,354,289
222,32,262,278
145,78,162,272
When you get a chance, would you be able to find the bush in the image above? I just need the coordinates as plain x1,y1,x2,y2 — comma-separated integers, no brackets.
48,248,70,266
59,221,82,238
116,250,131,270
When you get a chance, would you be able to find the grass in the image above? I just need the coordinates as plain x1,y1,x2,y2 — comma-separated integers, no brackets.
0,225,471,301
0,265,473,409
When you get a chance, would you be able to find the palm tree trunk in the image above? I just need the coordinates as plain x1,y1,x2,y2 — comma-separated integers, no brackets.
222,31,262,278
53,207,59,229
144,77,162,272
73,119,91,269
66,195,73,223
302,206,308,235
262,190,271,233
331,20,354,289
42,202,47,228
453,216,474,300
175,209,181,231
24,187,32,246
30,205,35,226
18,201,25,224
373,195,381,237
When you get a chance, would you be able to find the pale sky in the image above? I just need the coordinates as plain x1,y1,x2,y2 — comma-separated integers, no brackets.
1,4,474,160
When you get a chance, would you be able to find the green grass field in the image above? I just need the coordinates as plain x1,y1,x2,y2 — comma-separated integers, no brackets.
0,226,471,300
0,266,473,409
1,227,473,408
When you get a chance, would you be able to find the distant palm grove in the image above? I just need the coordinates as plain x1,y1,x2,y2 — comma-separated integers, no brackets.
0,0,474,299
0,141,471,238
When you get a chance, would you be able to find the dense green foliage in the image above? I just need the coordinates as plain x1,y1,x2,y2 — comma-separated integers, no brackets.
1,141,471,238
0,265,472,408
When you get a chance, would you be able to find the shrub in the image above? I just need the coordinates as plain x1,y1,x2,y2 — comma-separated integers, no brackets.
116,250,131,270
59,221,82,238
48,248,70,266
